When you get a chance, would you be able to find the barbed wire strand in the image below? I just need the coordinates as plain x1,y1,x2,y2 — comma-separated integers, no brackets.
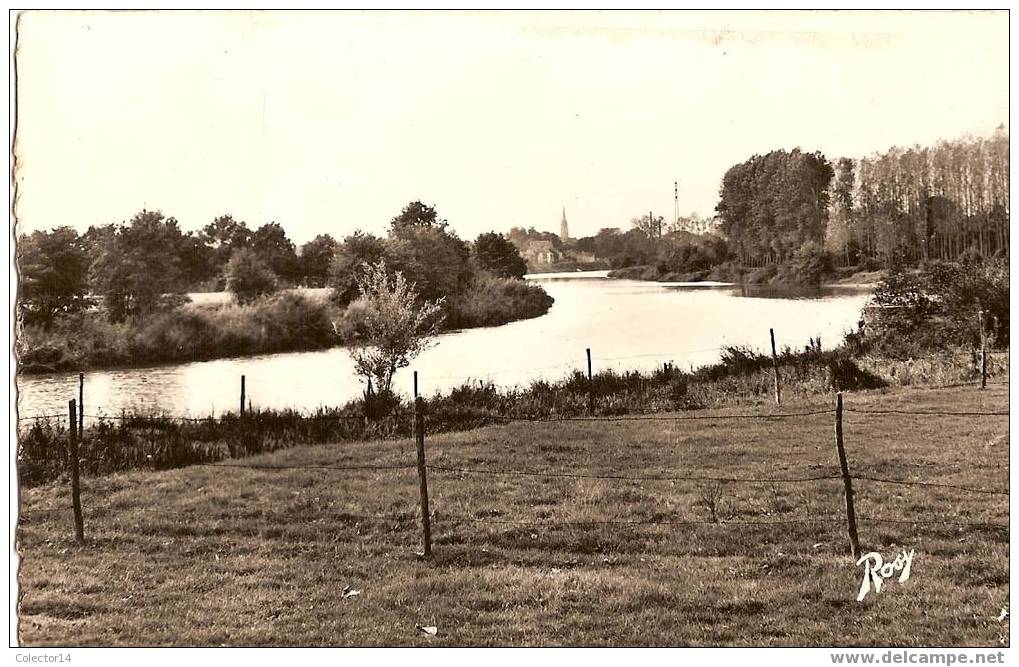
853,475,1008,496
24,404,1007,424
856,515,1008,529
427,464,840,484
18,455,1010,503
18,504,416,523
442,515,844,527
193,461,416,473
75,412,412,423
597,347,724,362
844,408,1008,417
426,409,835,425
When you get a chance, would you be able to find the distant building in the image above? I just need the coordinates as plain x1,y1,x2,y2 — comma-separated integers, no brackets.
560,207,570,242
523,239,560,265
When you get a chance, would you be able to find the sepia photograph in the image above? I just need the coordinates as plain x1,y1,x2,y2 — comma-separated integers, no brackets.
7,8,1011,656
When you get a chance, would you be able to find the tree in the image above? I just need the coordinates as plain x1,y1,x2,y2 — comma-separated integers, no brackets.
299,234,338,287
390,200,447,231
225,247,279,304
329,231,389,306
575,227,621,258
200,215,252,269
17,227,92,326
250,222,299,284
90,210,186,322
80,224,117,261
653,233,729,276
788,240,832,285
843,131,1009,266
472,232,528,279
825,157,855,266
611,228,656,268
387,203,471,303
716,149,833,266
631,213,666,240
346,260,444,401
177,231,219,290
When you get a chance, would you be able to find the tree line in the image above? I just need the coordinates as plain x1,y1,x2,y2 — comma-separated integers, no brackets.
577,128,1009,284
18,211,334,324
717,127,1009,271
17,201,537,329
827,128,1009,266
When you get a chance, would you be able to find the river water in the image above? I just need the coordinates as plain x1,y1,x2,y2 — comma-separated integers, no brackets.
16,272,871,422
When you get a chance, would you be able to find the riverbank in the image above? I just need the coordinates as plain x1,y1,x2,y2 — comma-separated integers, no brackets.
17,344,1006,486
17,278,554,375
17,380,1008,646
607,263,882,288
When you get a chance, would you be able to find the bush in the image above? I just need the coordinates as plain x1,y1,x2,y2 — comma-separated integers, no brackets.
347,260,444,398
17,313,132,372
746,265,778,284
252,292,337,349
449,272,554,328
864,258,1008,358
18,294,338,371
785,241,832,284
225,248,279,305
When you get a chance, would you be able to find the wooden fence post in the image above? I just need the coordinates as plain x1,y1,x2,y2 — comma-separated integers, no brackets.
586,348,594,414
240,375,246,416
770,328,782,406
981,347,988,389
413,396,432,558
77,372,84,437
67,399,84,543
834,393,861,559
978,309,987,389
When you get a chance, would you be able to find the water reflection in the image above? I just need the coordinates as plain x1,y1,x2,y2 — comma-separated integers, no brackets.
727,283,866,300
17,276,872,421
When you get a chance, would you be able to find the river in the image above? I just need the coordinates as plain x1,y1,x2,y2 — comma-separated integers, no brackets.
16,273,872,422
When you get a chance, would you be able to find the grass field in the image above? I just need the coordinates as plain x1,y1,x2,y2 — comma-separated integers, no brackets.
16,381,1008,646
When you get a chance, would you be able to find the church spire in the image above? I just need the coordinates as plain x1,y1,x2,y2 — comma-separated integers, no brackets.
560,206,569,241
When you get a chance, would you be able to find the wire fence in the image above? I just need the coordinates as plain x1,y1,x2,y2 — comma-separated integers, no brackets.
15,335,1009,559
16,345,1007,427
17,395,1009,557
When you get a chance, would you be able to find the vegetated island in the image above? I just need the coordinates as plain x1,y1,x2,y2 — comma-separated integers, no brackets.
16,201,553,374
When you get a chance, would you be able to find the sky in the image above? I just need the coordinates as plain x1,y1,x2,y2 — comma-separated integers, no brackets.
13,10,1009,245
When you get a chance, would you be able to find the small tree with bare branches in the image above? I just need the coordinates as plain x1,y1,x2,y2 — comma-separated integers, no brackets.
346,260,444,405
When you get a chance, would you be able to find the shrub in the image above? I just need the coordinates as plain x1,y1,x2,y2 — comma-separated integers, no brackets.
347,260,444,397
18,293,339,371
225,248,279,305
449,272,554,328
865,258,1008,357
786,241,832,285
251,292,337,349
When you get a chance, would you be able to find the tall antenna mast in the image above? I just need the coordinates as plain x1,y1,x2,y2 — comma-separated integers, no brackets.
674,180,679,229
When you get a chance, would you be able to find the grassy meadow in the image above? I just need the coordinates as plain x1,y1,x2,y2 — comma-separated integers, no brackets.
15,380,1008,647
